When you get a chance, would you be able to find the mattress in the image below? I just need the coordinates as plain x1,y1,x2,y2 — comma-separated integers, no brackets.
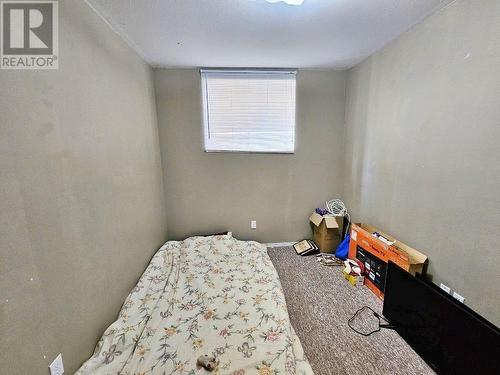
76,234,313,375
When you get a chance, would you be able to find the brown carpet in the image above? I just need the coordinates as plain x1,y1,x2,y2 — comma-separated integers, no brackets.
268,247,434,375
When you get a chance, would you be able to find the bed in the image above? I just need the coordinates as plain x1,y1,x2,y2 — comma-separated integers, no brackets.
76,234,313,375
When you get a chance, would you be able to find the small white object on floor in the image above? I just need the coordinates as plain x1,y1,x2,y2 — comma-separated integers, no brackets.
343,259,362,276
49,353,64,375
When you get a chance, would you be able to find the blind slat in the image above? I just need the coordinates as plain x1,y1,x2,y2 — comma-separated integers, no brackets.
201,71,296,153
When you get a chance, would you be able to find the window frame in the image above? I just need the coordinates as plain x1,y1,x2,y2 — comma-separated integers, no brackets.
200,68,297,154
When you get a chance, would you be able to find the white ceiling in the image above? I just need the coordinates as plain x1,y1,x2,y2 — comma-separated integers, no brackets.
86,0,452,69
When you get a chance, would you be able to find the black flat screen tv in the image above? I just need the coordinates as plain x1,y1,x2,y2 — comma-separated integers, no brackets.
383,261,500,375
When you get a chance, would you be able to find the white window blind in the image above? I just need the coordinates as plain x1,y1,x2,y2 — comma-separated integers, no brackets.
201,69,296,153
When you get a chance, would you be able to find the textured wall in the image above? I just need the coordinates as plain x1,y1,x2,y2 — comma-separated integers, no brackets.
154,69,346,243
0,1,167,373
343,0,500,325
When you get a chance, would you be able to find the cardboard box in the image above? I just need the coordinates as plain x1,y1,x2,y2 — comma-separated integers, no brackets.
309,212,343,253
344,271,365,286
349,223,428,299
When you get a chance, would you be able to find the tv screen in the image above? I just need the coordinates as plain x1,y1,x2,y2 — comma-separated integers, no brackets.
383,261,500,375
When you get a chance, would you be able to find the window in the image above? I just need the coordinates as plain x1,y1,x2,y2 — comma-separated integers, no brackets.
201,69,296,153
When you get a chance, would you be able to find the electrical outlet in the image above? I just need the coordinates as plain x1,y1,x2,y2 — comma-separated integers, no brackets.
250,220,257,229
452,292,465,303
440,283,451,294
49,353,64,375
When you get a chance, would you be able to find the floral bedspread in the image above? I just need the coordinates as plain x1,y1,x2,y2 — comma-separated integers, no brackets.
76,234,313,375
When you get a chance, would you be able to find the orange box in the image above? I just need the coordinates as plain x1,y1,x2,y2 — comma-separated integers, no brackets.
349,223,427,299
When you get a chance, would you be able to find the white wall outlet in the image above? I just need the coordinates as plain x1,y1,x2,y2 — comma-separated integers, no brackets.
440,283,451,294
49,353,64,375
452,292,465,303
250,220,257,229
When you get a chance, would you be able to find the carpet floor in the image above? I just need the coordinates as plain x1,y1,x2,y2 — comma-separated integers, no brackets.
267,246,434,375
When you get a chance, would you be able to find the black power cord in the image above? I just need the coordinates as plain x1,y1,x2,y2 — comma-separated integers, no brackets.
348,306,395,336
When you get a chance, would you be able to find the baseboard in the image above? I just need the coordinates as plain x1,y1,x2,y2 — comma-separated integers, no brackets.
264,242,296,248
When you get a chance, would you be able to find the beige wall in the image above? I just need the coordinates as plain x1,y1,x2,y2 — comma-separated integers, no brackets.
154,69,346,242
344,0,500,325
3,0,499,373
0,1,167,374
